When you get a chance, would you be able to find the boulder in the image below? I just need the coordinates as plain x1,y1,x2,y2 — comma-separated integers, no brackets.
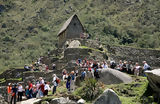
77,99,85,104
99,68,132,85
0,86,7,101
68,40,81,48
145,69,160,93
0,95,8,104
41,101,49,104
94,89,121,104
50,97,76,104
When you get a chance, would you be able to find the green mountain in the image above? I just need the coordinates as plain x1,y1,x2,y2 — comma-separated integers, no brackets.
0,0,160,72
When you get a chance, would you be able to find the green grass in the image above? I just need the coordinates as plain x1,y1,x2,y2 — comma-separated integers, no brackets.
104,76,156,104
0,78,6,84
34,76,156,104
7,78,22,81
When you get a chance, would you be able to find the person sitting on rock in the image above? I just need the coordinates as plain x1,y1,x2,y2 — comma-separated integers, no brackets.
24,64,30,71
142,61,151,76
116,65,121,71
143,61,151,71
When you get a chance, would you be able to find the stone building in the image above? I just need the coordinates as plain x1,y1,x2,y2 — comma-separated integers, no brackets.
57,14,84,48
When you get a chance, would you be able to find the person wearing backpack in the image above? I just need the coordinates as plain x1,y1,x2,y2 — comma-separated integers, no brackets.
10,84,18,104
80,69,86,81
52,74,58,94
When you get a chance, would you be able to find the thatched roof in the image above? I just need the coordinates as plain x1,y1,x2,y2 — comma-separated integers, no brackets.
57,14,83,36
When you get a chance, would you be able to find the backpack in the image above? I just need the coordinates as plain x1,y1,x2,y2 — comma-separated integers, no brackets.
56,78,60,84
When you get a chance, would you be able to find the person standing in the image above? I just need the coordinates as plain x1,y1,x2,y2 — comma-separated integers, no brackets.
39,77,45,97
62,69,67,81
66,73,71,91
44,82,51,96
80,69,86,81
32,85,37,98
134,63,141,76
127,61,133,74
17,83,23,101
28,81,33,98
52,74,58,94
25,86,31,99
70,71,75,92
10,84,18,104
7,83,12,103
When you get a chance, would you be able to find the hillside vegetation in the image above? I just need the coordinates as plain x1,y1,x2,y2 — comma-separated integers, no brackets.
0,0,160,72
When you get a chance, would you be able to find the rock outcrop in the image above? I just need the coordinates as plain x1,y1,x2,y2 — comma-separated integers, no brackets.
0,86,7,101
50,97,76,104
145,69,160,96
99,68,132,85
77,99,85,104
94,89,121,104
0,95,7,104
68,40,81,48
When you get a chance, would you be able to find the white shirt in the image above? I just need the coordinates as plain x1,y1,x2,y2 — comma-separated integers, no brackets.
135,66,141,70
44,84,51,91
102,64,108,69
143,63,150,70
53,77,58,86
18,85,23,92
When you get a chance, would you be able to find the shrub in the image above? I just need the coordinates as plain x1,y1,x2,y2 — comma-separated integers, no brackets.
74,78,103,101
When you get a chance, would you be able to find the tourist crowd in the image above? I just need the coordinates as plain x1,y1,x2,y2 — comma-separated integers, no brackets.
24,57,56,72
8,57,150,104
7,75,59,104
73,58,151,78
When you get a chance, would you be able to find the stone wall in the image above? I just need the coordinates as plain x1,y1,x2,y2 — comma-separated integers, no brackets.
106,45,160,67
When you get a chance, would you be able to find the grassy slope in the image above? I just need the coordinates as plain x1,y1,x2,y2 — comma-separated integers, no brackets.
0,0,160,72
37,76,154,104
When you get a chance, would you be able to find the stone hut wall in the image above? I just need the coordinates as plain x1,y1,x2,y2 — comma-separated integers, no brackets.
66,16,84,39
